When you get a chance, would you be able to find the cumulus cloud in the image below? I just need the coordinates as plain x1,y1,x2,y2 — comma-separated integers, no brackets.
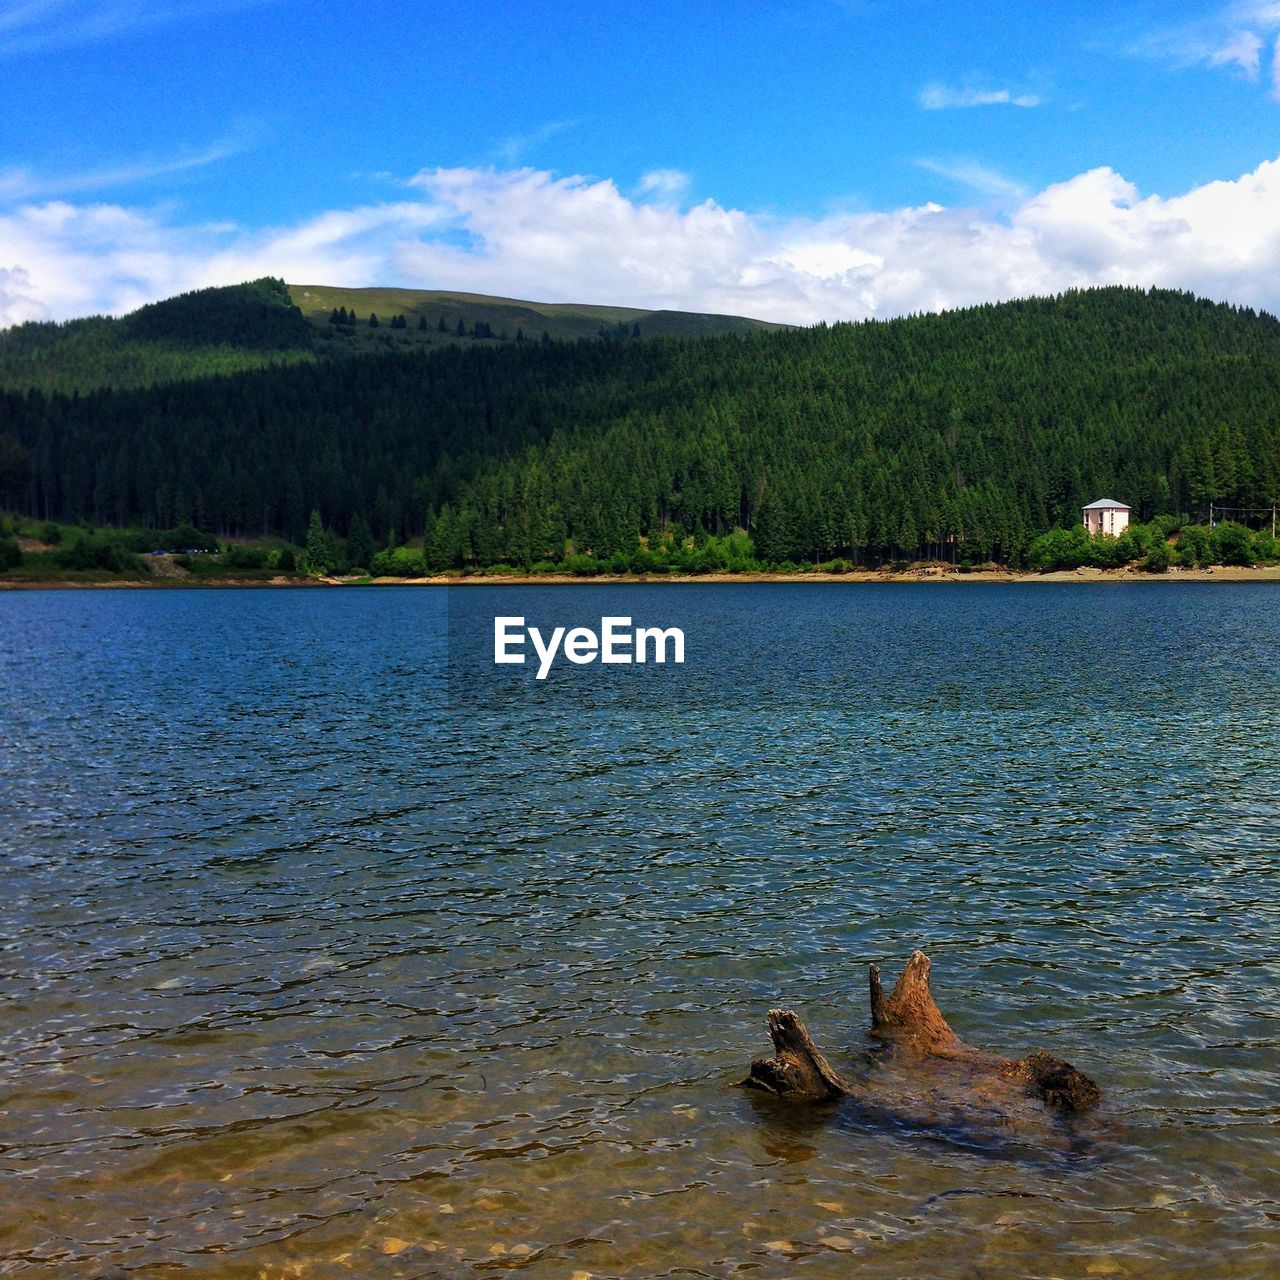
0,198,447,326
636,168,692,199
8,156,1280,328
0,264,45,325
918,84,1041,109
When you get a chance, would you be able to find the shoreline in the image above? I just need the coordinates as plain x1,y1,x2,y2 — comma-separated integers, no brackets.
5,565,1280,589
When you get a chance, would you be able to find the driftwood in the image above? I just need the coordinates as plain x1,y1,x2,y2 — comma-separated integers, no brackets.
742,950,1100,1114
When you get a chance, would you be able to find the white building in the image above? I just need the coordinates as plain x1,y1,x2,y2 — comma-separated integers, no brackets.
1082,498,1130,537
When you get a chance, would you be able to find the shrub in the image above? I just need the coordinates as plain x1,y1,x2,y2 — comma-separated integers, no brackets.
223,545,267,570
1176,524,1210,565
562,553,603,576
1252,531,1280,563
370,545,426,577
1143,541,1172,573
0,536,21,570
1028,526,1094,570
56,532,142,573
1116,524,1154,561
1210,521,1254,566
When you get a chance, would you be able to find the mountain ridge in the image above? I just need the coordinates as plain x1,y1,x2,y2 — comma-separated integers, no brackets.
0,277,787,395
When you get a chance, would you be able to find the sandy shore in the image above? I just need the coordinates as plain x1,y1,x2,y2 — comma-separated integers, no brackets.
6,565,1280,589
420,565,1280,586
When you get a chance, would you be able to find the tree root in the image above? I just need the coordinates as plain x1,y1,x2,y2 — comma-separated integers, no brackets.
742,950,1100,1114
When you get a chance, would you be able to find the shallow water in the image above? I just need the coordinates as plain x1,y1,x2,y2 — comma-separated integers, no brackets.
0,582,1277,1278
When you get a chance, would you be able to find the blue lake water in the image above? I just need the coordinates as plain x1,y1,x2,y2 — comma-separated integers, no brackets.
0,582,1277,1278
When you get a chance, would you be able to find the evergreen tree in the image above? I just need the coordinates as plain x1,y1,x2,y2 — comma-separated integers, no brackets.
345,511,375,571
752,487,790,563
301,509,334,575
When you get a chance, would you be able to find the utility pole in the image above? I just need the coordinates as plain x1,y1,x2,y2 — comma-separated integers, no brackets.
1209,501,1214,528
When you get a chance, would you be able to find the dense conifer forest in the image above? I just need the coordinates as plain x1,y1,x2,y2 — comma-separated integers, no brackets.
1,281,1278,571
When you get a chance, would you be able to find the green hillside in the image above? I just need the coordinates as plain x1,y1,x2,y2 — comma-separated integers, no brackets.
290,283,786,356
0,277,784,394
0,279,317,394
1,286,1278,571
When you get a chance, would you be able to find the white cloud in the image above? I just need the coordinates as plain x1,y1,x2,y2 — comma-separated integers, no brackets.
0,139,244,203
0,0,272,56
8,156,1280,328
0,198,447,326
915,157,1028,200
1208,28,1263,75
0,264,45,325
1133,2,1280,95
493,119,579,165
637,168,692,199
918,84,1041,109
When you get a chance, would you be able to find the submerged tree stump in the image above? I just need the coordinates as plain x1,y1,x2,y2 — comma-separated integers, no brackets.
740,1009,852,1102
742,950,1100,1114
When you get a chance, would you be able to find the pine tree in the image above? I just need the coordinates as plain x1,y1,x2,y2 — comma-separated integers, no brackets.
301,509,334,575
752,487,790,564
345,511,374,571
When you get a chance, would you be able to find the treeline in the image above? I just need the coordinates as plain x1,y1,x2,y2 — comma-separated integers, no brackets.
0,278,316,394
3,286,1280,567
327,307,533,341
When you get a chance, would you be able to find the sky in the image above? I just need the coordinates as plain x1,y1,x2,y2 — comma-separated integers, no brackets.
3,0,1280,326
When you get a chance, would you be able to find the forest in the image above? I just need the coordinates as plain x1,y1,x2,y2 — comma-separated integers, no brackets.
1,281,1279,572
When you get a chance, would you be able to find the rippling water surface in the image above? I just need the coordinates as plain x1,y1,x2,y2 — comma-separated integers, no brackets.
1,583,1277,1279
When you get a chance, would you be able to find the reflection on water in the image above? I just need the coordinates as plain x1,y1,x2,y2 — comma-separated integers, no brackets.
0,583,1277,1278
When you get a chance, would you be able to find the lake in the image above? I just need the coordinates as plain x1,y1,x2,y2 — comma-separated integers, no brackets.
0,583,1277,1278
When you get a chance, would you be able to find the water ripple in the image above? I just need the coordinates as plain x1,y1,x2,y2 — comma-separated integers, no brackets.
0,584,1277,1278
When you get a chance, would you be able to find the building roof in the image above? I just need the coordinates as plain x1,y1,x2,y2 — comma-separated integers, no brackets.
1081,498,1130,510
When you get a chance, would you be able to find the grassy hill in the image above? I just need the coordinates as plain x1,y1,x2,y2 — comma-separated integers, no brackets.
290,283,786,355
0,277,786,394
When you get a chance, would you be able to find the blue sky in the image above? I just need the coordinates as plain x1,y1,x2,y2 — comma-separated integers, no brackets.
4,0,1280,324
